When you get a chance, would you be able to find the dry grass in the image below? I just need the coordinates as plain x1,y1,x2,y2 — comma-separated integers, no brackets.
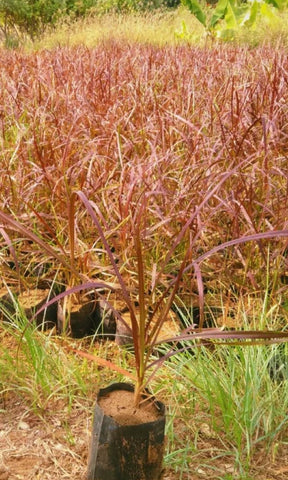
31,8,204,51
24,7,288,51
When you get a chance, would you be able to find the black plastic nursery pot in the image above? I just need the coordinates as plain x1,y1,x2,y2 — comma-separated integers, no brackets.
86,382,166,480
0,287,57,329
57,295,100,338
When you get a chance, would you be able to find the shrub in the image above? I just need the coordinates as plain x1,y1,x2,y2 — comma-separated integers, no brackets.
95,0,180,13
0,0,66,41
65,0,98,16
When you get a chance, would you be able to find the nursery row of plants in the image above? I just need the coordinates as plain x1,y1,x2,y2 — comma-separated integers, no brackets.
1,42,288,319
1,39,288,478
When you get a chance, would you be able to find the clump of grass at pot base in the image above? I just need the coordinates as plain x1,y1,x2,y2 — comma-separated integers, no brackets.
160,339,288,475
0,306,117,411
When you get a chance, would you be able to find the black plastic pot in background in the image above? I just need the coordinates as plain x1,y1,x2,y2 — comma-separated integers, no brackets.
0,287,57,330
87,383,166,480
57,296,101,338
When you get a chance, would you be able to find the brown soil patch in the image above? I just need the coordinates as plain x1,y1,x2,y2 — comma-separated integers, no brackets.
0,396,89,480
18,290,51,309
98,388,162,425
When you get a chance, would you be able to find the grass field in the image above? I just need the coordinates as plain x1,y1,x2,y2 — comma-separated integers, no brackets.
1,8,288,479
5,6,288,50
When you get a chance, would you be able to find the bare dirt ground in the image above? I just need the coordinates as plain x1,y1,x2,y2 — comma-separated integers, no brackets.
0,395,89,480
1,394,288,480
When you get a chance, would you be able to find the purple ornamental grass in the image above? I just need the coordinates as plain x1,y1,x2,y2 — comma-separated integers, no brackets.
1,43,288,402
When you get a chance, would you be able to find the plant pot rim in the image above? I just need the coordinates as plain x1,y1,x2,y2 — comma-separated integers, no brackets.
97,382,165,425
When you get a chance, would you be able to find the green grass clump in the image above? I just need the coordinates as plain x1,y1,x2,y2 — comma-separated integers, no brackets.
0,295,120,413
160,305,288,478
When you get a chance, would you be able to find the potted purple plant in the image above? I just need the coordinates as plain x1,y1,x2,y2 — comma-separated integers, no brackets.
1,186,288,480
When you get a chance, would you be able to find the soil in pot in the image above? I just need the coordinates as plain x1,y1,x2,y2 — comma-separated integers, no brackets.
87,383,166,480
98,388,161,425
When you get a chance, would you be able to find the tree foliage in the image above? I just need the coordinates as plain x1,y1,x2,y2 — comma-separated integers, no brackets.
0,0,67,40
0,0,101,42
181,0,287,39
